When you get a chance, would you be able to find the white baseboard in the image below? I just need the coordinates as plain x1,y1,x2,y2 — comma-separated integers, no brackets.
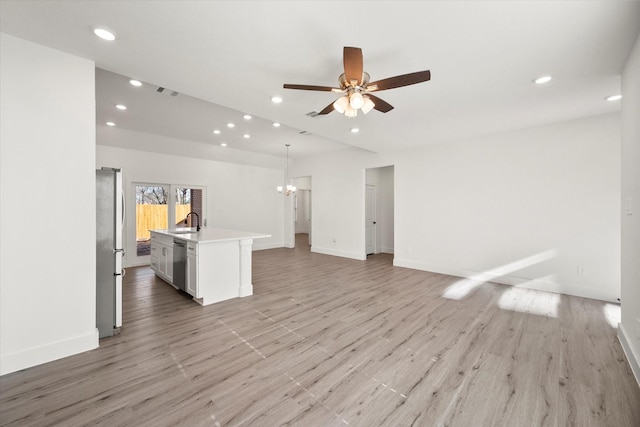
238,284,253,297
380,247,395,254
1,329,99,376
311,246,366,261
618,323,640,388
392,258,618,302
252,242,283,251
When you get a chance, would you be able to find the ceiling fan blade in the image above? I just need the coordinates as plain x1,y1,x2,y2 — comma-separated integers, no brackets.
366,70,431,92
317,101,335,115
343,47,364,86
366,94,394,113
283,84,338,92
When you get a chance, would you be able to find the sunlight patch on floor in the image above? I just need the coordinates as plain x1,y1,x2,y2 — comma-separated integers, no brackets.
498,287,560,318
442,249,557,300
442,278,485,300
602,303,621,328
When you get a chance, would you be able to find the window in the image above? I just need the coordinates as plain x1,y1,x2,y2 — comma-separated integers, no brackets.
135,185,169,256
174,187,203,229
134,184,206,257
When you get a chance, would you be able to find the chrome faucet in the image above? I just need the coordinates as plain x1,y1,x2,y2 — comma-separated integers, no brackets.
185,212,200,231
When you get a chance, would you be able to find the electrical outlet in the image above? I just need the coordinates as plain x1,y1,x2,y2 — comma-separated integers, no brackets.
577,266,585,275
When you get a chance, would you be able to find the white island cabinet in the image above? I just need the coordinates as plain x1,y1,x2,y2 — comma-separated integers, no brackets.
149,228,270,306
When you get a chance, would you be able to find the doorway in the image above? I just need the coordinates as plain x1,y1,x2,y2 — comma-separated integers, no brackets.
365,185,376,254
135,185,169,256
365,166,394,256
292,176,312,248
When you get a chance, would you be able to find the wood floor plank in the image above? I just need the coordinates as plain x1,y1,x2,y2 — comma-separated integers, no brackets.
1,234,638,426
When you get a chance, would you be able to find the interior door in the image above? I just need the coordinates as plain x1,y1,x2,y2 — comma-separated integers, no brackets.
365,184,376,255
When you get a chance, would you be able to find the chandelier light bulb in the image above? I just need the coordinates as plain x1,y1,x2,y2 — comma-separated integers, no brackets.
276,144,296,196
344,105,358,118
333,96,349,114
361,96,375,114
349,92,364,109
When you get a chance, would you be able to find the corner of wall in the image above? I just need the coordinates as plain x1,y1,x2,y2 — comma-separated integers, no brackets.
618,324,640,388
1,330,98,376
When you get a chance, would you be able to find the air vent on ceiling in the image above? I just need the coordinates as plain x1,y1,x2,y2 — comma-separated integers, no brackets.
156,87,179,96
306,111,319,118
299,130,312,136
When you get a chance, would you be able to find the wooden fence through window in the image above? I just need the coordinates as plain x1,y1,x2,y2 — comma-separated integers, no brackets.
136,204,192,240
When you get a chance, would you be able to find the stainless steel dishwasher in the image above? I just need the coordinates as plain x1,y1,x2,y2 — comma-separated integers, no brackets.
173,239,187,291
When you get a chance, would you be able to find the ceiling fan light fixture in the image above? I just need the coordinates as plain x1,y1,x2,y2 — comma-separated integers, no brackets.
283,46,430,117
361,96,375,114
349,92,364,109
333,96,349,114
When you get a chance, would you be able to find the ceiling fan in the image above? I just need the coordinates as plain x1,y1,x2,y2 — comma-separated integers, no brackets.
283,46,431,117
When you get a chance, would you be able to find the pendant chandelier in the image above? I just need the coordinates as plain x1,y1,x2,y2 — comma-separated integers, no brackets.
277,144,296,196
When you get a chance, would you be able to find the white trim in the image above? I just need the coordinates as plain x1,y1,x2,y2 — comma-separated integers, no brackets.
252,242,284,251
618,323,640,388
311,246,366,261
392,258,618,302
380,246,395,254
1,329,99,376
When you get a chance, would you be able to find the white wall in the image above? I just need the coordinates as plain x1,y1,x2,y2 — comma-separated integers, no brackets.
293,149,382,260
379,166,395,254
395,113,621,301
0,34,98,375
619,32,640,384
292,113,621,301
96,142,285,268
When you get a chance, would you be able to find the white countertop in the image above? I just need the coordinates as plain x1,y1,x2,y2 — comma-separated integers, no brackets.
151,228,271,244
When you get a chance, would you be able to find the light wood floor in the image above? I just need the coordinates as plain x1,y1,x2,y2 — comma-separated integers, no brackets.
1,234,639,426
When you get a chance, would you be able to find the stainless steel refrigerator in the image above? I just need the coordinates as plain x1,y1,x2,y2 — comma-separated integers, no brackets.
96,167,124,338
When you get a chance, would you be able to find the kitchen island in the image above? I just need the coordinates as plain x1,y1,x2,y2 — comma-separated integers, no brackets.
150,228,270,306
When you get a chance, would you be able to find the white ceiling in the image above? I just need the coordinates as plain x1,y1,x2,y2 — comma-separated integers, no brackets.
1,1,639,159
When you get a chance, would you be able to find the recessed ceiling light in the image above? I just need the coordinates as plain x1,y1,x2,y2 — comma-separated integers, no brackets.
243,114,252,120
221,143,227,147
243,134,250,139
106,121,115,127
129,79,142,87
533,75,552,85
271,96,283,104
115,104,127,110
273,122,281,128
227,123,235,128
213,129,221,134
93,28,116,41
605,94,622,101
350,128,360,133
